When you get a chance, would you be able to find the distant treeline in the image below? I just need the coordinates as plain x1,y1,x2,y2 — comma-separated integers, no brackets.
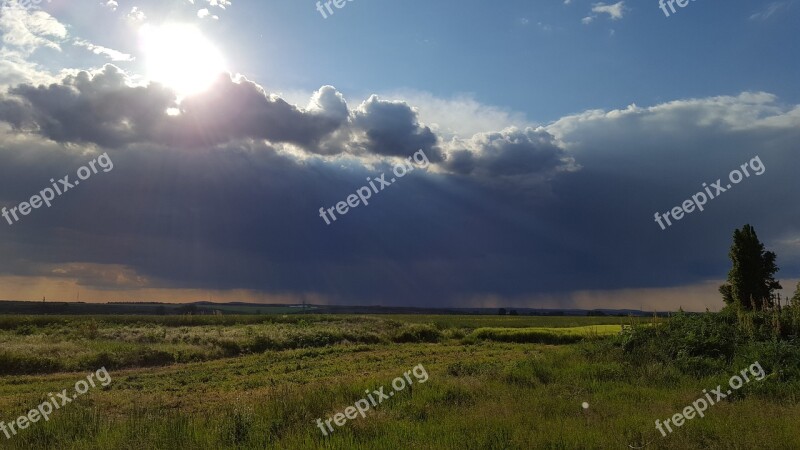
0,301,218,316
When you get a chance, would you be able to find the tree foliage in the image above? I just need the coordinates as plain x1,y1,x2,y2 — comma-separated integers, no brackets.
719,224,782,311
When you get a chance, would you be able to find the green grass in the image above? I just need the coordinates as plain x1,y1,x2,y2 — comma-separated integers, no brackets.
0,316,640,376
0,314,797,449
473,325,623,344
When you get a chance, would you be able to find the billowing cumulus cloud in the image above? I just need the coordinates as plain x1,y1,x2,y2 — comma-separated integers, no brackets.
351,95,443,162
442,127,577,196
0,66,569,184
0,66,344,150
1,66,175,148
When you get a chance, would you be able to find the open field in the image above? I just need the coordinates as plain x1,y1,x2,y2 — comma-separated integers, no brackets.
0,314,798,449
0,315,637,376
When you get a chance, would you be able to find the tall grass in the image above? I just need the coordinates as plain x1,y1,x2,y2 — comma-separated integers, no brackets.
0,317,445,375
472,325,622,344
1,333,799,449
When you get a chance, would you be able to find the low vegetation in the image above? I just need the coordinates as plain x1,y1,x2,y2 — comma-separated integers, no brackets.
0,315,635,376
472,325,622,344
0,313,798,449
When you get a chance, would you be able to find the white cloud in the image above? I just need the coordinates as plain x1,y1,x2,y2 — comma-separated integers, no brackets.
0,48,58,91
190,0,231,10
0,8,67,55
208,0,231,9
592,1,625,19
749,2,790,21
546,92,794,144
380,90,534,140
537,21,554,32
72,39,134,62
127,6,146,21
187,0,231,19
197,8,218,19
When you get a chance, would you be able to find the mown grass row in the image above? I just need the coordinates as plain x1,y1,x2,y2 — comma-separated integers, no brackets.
472,325,623,344
0,321,447,375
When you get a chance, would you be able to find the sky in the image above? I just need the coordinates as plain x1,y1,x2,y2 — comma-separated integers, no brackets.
0,0,798,310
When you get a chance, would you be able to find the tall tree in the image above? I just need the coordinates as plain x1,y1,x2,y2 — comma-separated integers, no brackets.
719,224,782,311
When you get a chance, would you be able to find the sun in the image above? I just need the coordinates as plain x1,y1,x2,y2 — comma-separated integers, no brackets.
139,24,226,96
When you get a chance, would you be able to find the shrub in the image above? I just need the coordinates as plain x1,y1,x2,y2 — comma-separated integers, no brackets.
391,324,442,343
248,335,283,353
131,348,176,367
619,311,741,376
0,352,63,375
77,351,116,371
76,319,100,340
13,325,35,336
472,325,618,344
210,339,242,357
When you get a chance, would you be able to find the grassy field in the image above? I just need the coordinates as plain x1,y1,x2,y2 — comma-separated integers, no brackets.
0,314,797,449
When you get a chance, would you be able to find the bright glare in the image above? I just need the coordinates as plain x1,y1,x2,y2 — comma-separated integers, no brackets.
140,24,226,96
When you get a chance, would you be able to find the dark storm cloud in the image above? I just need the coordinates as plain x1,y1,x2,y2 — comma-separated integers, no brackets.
444,127,571,177
0,67,454,163
173,75,344,148
0,70,798,307
0,65,572,181
1,66,175,148
440,127,577,198
351,95,444,162
0,66,343,150
539,93,800,291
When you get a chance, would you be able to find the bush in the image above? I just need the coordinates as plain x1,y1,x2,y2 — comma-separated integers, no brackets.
391,324,442,343
13,325,35,336
617,310,800,378
443,328,466,340
734,340,800,382
735,307,800,341
211,339,242,356
248,335,283,352
76,319,100,340
472,325,618,344
76,351,116,371
0,352,63,375
131,348,176,367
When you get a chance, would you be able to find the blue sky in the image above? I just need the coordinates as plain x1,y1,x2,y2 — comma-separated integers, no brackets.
234,0,800,121
30,0,800,121
0,0,798,310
